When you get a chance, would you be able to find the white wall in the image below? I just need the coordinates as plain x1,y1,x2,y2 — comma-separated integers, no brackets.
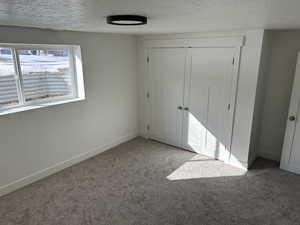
0,26,138,196
230,30,264,168
249,30,271,165
137,30,264,169
258,30,300,161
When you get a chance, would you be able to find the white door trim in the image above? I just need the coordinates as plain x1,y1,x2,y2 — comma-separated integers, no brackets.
280,52,300,174
143,36,244,49
227,46,242,163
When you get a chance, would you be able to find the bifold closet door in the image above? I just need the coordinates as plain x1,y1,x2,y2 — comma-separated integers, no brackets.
182,48,236,161
148,48,186,147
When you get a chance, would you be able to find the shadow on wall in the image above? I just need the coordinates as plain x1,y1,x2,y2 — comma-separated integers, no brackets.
258,31,300,161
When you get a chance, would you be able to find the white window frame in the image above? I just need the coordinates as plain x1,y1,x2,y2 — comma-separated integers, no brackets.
0,43,85,116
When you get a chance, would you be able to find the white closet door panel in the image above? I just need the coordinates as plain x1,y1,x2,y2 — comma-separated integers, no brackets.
183,47,235,160
148,48,186,147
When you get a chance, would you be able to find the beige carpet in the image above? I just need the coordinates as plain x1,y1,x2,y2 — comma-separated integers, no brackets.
0,138,299,225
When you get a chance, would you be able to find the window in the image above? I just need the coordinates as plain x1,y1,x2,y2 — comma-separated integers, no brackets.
0,44,85,115
0,48,19,107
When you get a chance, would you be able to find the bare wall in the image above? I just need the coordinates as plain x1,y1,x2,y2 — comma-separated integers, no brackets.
249,30,271,165
258,30,300,161
0,26,138,195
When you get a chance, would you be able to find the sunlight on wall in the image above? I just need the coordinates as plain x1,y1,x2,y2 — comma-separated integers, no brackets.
187,112,230,162
167,155,246,181
187,112,207,153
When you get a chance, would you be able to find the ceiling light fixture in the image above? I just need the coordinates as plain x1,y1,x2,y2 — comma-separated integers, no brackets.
106,15,147,26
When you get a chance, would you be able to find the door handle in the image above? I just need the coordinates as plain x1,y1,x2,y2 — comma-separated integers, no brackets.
184,107,189,111
177,106,183,110
289,116,296,121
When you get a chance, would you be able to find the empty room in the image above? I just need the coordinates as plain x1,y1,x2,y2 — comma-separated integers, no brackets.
1,1,300,225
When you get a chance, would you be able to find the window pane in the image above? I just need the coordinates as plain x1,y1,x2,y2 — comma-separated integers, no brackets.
0,48,19,107
17,49,73,102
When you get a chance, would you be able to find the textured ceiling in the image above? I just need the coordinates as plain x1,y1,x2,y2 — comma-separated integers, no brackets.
1,0,300,34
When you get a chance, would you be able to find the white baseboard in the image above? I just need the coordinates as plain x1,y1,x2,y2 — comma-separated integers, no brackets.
227,156,248,170
143,134,249,170
258,150,281,162
0,132,138,197
247,154,257,169
280,162,300,175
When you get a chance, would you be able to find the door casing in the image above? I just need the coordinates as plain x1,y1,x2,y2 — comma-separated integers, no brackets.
281,52,300,174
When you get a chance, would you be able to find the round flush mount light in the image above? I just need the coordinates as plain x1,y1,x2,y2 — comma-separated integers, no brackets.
106,15,147,26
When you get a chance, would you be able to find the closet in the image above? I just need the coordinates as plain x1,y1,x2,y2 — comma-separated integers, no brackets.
145,38,241,162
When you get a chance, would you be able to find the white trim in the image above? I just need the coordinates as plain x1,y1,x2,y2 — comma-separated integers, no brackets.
0,43,74,50
143,36,244,48
73,46,85,99
227,47,242,161
12,48,25,105
144,48,150,138
280,52,300,173
181,48,191,150
140,30,260,41
227,156,248,170
0,97,84,116
0,132,138,197
0,44,85,116
259,149,280,162
281,164,300,175
144,135,248,170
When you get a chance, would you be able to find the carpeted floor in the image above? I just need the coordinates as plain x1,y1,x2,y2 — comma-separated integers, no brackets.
0,137,300,225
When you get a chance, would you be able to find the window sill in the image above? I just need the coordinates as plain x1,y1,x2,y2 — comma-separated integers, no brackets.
0,97,85,116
